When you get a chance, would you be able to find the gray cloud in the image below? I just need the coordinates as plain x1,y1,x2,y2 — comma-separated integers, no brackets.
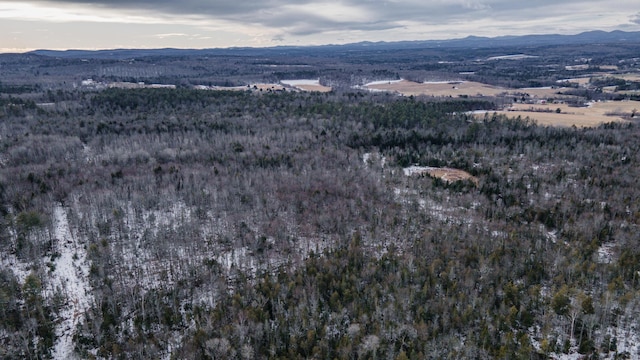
19,0,630,32
2,0,639,50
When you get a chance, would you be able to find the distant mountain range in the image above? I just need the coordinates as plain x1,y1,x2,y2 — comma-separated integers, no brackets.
28,30,640,60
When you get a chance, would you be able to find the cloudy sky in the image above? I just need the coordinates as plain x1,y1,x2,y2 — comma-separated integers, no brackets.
1,0,639,52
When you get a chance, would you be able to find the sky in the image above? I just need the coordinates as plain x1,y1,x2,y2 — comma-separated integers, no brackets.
1,0,639,53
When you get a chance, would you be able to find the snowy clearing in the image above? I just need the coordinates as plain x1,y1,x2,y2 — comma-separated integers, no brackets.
403,165,478,185
281,79,332,92
364,79,404,86
50,205,93,360
280,79,320,86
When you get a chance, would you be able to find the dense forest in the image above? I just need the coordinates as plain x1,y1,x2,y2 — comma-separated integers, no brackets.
2,32,640,359
1,83,639,359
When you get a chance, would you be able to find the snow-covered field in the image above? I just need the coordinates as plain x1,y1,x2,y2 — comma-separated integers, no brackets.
280,79,320,86
280,79,332,92
487,54,538,60
363,79,404,86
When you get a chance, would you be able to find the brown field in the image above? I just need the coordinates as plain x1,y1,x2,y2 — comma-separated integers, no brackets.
290,84,332,92
365,80,576,99
404,165,479,185
366,80,506,97
488,101,640,127
586,72,640,83
429,168,479,186
556,72,640,90
280,79,332,93
560,77,591,85
613,73,640,82
616,90,640,96
516,87,578,98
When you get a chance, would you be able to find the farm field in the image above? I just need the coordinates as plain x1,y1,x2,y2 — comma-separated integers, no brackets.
610,73,640,82
516,86,578,99
557,77,591,85
365,79,576,99
281,79,332,92
489,101,640,127
195,83,286,91
365,79,506,97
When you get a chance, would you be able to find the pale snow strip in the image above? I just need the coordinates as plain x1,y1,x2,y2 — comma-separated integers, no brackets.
50,205,93,360
521,86,554,90
280,79,320,86
402,165,437,176
364,79,403,86
487,54,538,60
422,80,465,84
466,110,493,115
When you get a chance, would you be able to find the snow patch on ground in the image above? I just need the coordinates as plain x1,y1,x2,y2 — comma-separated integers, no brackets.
0,253,31,284
82,143,97,165
362,152,386,168
280,79,320,86
403,165,436,176
393,187,470,225
1,226,31,283
50,205,93,360
541,225,558,243
597,243,615,264
550,353,585,360
216,246,256,274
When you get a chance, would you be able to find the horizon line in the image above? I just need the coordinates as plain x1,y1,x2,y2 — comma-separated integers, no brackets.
2,29,636,55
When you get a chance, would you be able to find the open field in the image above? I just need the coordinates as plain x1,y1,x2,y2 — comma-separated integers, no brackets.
599,65,620,70
403,165,479,185
365,79,506,97
556,72,640,86
365,79,576,99
281,79,332,92
516,87,577,98
557,77,591,85
578,72,640,85
293,84,332,92
194,83,286,91
487,101,640,127
609,73,640,82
